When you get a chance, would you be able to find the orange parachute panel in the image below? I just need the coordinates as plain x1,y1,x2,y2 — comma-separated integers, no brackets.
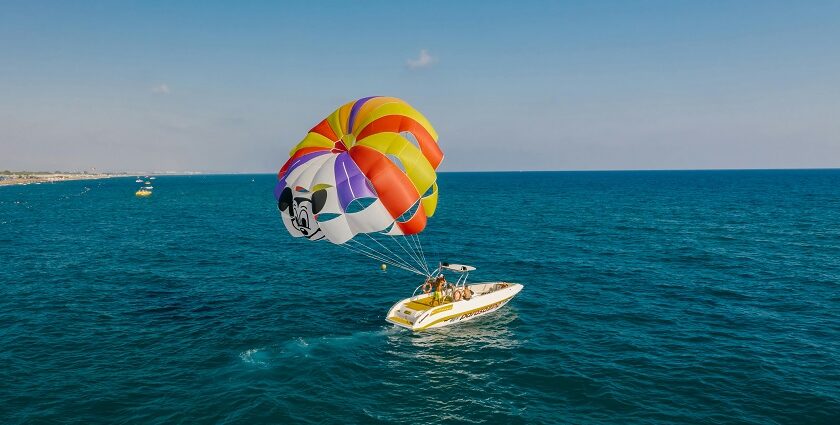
349,145,427,234
356,115,444,169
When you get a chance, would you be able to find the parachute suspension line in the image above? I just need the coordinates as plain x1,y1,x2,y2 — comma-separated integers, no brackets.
393,231,429,276
344,238,408,269
405,233,429,275
385,233,412,265
364,233,411,266
343,246,423,276
411,236,430,276
362,231,430,277
403,233,422,270
412,233,431,275
416,234,429,270
345,244,423,276
390,233,428,276
341,240,426,276
365,233,429,276
356,234,427,276
347,238,421,274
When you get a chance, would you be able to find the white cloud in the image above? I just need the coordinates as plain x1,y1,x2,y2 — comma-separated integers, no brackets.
406,49,436,69
151,84,170,94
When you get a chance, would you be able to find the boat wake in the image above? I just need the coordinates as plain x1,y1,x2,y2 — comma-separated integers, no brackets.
239,347,269,366
239,327,401,368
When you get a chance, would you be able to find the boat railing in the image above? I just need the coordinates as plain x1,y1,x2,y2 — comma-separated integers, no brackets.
412,282,463,300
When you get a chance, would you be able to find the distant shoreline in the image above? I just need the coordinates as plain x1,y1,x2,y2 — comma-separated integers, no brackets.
182,167,840,175
0,173,123,187
1,168,838,186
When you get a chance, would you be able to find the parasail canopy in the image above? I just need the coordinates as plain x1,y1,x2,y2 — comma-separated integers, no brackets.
274,97,444,254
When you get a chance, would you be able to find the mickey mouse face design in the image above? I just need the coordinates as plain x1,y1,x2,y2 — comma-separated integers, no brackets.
277,187,328,240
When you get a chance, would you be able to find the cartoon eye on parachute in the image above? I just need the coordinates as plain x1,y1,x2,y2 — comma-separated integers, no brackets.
274,96,443,275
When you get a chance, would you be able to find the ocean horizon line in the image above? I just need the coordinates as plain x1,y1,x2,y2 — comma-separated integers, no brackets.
144,167,840,176
5,167,839,181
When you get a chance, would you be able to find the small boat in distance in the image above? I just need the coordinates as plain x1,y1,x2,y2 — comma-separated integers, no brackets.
386,263,523,331
135,188,152,197
135,179,143,183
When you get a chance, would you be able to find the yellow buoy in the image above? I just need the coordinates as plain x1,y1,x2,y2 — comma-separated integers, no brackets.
380,264,387,271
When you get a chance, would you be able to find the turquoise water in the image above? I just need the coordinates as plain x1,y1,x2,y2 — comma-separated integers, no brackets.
2,171,839,424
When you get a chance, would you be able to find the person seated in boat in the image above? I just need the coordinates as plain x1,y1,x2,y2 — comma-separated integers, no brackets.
462,284,472,300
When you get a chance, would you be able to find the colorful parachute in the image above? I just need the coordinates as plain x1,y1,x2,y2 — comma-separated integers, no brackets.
274,96,443,246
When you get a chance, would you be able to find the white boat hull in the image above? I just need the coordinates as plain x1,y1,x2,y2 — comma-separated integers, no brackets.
386,282,522,331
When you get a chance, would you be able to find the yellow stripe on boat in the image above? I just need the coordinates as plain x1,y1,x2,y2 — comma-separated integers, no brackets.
415,296,514,331
405,301,430,311
387,316,412,327
431,304,453,314
405,296,435,311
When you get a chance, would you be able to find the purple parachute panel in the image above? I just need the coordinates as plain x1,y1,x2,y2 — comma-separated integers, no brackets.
334,152,377,211
347,96,379,134
275,150,329,200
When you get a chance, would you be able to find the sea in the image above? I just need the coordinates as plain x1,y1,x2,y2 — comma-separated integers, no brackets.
1,170,839,424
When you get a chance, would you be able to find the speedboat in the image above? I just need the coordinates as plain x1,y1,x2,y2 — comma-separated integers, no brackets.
386,263,523,331
135,179,143,183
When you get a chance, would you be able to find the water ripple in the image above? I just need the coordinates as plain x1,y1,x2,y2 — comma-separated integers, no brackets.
2,172,840,424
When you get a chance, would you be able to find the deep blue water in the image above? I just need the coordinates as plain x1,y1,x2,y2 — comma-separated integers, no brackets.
2,170,839,424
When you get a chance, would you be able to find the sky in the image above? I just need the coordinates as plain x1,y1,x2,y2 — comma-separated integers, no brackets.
1,1,839,173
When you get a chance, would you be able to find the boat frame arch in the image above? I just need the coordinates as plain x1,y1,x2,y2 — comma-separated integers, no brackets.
411,262,476,298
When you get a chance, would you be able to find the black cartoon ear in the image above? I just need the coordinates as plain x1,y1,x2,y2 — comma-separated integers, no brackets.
278,187,293,213
311,189,327,214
